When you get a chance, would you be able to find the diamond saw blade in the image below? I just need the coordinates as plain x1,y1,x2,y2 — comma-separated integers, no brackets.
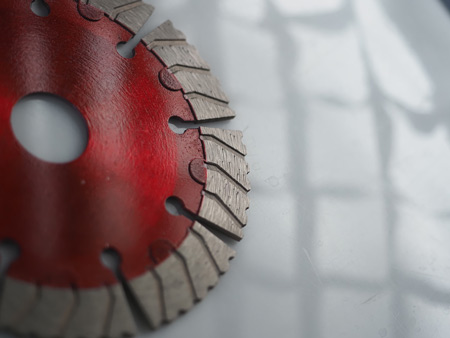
0,0,250,336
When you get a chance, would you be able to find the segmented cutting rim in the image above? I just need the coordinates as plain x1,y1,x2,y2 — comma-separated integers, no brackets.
0,0,250,336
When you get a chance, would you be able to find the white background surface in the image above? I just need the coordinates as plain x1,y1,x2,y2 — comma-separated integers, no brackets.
4,0,450,337
146,0,450,337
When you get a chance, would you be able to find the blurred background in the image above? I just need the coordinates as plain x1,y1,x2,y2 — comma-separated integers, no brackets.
144,0,450,337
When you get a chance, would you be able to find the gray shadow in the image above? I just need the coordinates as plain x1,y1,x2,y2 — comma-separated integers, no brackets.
262,0,450,337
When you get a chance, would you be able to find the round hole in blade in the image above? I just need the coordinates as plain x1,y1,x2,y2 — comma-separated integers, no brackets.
10,93,89,164
165,196,194,220
100,248,122,277
116,41,136,59
30,0,50,17
0,239,20,274
168,116,187,135
165,196,183,216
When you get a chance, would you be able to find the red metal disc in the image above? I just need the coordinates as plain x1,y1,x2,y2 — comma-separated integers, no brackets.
0,0,204,288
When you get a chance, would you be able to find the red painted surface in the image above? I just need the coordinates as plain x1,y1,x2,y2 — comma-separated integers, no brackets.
77,1,103,22
189,158,207,185
0,0,204,288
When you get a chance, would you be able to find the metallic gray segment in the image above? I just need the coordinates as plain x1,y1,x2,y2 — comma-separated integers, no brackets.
143,21,186,49
153,45,210,70
128,271,164,329
17,287,75,337
174,71,229,103
64,288,111,338
198,194,244,240
88,0,153,34
203,139,251,191
88,0,137,16
115,3,154,34
205,168,249,225
201,127,247,156
191,222,235,274
155,254,194,322
177,233,219,300
110,1,144,17
0,278,37,327
188,96,236,121
107,285,137,338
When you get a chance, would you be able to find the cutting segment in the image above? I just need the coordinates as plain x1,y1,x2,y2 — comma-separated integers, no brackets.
0,0,250,336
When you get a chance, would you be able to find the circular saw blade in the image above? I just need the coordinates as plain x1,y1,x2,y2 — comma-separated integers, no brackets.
0,0,250,337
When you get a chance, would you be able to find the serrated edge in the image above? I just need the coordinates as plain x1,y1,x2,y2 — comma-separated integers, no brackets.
126,222,235,328
88,0,154,34
145,20,235,122
0,278,137,338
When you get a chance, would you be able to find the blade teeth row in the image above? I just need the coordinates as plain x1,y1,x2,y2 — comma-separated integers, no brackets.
128,271,163,329
205,168,249,226
85,4,251,241
198,194,244,240
197,127,250,240
142,21,186,49
129,222,235,328
0,224,235,336
15,286,75,337
63,288,111,338
85,4,235,121
155,254,194,322
189,96,236,121
88,0,155,34
153,45,210,71
175,71,229,103
107,285,137,338
0,279,137,338
178,232,220,300
201,127,247,156
144,21,235,122
0,278,39,328
191,222,236,274
143,20,251,237
203,138,250,191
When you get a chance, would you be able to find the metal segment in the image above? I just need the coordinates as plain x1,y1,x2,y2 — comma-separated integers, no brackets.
128,271,164,329
0,278,38,327
143,21,186,49
205,167,249,225
88,0,137,14
177,233,219,300
107,285,137,338
203,139,251,191
89,0,154,34
146,20,236,122
64,288,111,338
125,225,236,328
0,281,135,338
115,4,154,34
198,193,244,240
191,222,236,274
153,45,210,70
189,96,236,121
174,71,229,103
199,128,249,229
201,127,247,156
17,287,75,337
155,254,194,322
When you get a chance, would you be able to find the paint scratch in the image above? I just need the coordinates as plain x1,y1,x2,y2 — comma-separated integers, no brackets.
303,248,323,286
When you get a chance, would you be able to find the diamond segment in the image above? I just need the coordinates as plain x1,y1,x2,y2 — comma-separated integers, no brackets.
0,0,250,336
